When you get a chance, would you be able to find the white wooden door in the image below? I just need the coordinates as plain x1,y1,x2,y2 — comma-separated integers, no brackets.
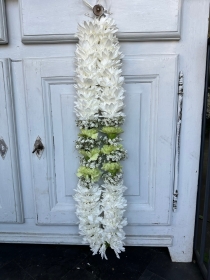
24,54,177,226
0,0,209,262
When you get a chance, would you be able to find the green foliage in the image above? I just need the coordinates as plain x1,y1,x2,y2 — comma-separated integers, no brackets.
79,128,98,139
101,144,123,155
101,126,123,139
102,162,122,175
77,166,101,182
79,148,100,161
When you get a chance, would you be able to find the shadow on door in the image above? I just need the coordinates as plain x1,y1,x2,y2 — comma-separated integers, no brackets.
194,37,210,280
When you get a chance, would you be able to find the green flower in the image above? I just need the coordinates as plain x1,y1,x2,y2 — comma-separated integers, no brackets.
102,162,122,175
79,128,98,139
79,148,100,161
77,166,101,182
101,144,123,155
101,126,123,139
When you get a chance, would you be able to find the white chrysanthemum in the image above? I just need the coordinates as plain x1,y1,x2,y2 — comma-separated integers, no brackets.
101,183,127,259
74,16,125,119
74,182,104,254
74,14,127,259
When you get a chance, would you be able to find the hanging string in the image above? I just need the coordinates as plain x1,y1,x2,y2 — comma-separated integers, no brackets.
83,0,93,9
104,0,111,13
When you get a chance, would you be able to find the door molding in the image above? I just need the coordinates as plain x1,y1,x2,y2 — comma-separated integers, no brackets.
0,232,173,247
0,59,23,223
0,0,8,44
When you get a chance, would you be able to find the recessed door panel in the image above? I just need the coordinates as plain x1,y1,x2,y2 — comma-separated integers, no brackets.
19,0,182,43
0,59,23,223
24,55,177,226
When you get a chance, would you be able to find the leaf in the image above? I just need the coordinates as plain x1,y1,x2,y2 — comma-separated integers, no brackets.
90,153,99,161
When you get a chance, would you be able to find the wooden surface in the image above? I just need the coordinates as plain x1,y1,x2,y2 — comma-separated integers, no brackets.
23,55,177,226
19,0,182,43
0,0,8,44
0,59,23,223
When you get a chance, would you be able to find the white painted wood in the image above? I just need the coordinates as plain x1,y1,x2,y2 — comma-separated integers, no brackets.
0,232,173,246
0,0,208,263
0,0,8,44
19,0,182,43
0,58,23,223
10,61,36,221
168,0,209,262
23,59,78,225
23,55,177,226
123,55,178,225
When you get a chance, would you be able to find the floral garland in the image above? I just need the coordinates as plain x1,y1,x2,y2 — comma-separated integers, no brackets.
74,11,127,259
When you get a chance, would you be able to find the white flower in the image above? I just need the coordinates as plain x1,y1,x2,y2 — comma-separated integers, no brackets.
74,16,125,120
74,182,104,252
101,183,127,258
74,15,127,259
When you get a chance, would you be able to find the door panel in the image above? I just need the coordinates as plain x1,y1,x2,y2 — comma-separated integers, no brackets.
19,0,181,43
0,59,23,223
24,55,178,226
123,56,178,225
24,58,77,225
0,0,8,44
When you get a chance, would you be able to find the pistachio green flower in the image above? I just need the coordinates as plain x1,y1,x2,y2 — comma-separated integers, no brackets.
77,166,101,182
79,128,98,139
79,148,100,161
101,144,123,155
101,126,123,139
102,162,122,175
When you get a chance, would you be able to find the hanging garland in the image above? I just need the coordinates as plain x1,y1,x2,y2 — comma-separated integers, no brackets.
74,3,127,259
